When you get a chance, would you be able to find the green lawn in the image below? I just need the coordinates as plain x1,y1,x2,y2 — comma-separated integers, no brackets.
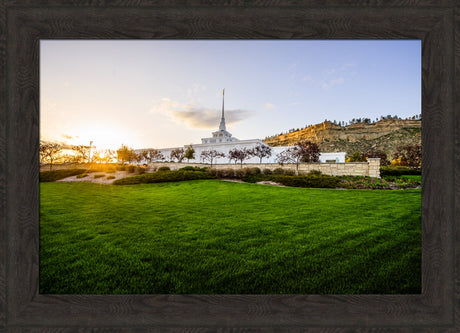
40,180,421,294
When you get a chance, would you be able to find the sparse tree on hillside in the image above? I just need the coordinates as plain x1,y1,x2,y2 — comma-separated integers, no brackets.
228,147,252,167
185,145,195,162
170,148,185,163
40,142,63,170
200,149,225,168
250,144,272,164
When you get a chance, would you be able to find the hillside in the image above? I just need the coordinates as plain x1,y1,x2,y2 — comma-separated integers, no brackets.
263,119,421,158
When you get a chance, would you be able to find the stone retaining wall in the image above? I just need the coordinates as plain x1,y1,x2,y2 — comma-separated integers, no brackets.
148,158,381,178
40,159,381,178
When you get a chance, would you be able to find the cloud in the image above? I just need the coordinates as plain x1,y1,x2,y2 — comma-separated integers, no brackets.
321,77,344,90
187,83,207,97
151,98,255,129
301,63,354,90
171,108,253,129
264,103,275,109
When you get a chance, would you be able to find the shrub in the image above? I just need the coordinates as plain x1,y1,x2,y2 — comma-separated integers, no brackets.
107,175,116,180
158,166,171,172
136,166,146,174
179,166,208,172
380,166,421,176
216,168,235,178
283,169,296,176
234,168,246,179
307,170,322,176
206,168,218,177
113,170,214,185
244,167,261,176
268,174,341,189
106,169,116,174
76,173,88,179
40,169,86,182
262,168,272,175
127,165,136,173
117,165,126,171
272,168,285,175
94,174,105,178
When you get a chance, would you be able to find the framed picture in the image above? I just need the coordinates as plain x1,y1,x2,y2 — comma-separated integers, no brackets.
1,2,458,331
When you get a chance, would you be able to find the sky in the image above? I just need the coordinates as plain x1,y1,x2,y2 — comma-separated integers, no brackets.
40,40,421,150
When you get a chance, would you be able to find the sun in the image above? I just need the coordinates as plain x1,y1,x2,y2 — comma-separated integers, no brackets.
71,125,137,151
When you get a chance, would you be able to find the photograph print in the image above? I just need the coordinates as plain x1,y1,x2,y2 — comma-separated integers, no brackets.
39,40,422,294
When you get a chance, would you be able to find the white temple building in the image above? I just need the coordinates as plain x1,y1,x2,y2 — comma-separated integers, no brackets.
138,90,346,164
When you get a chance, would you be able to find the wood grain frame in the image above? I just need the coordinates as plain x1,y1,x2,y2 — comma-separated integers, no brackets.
1,1,458,331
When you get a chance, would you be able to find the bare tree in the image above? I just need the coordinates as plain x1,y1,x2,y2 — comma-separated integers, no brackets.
200,149,225,168
103,149,116,163
72,145,91,164
40,142,63,170
228,147,252,167
92,150,103,164
170,148,185,163
250,144,272,164
276,140,320,175
142,148,165,163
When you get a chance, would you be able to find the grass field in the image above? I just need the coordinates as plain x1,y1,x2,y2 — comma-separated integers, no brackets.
40,180,421,294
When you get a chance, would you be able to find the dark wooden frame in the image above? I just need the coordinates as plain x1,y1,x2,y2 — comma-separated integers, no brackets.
1,1,458,331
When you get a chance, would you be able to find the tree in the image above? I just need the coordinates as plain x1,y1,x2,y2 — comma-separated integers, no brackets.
40,142,63,170
200,149,225,167
170,148,185,163
251,144,272,164
103,150,116,163
134,152,144,165
361,150,389,166
297,140,320,163
142,148,165,163
116,144,134,164
92,150,103,164
346,151,366,162
228,147,252,167
72,145,91,164
276,147,302,175
276,140,320,175
393,145,421,168
185,145,195,162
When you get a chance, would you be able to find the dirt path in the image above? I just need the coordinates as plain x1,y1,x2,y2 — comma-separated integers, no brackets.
56,171,132,185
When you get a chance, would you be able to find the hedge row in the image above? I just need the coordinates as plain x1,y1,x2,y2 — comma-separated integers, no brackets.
113,170,214,185
380,166,421,176
242,174,352,189
39,169,87,182
205,167,301,178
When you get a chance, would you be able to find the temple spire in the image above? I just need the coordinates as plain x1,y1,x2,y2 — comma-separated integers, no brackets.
219,88,226,131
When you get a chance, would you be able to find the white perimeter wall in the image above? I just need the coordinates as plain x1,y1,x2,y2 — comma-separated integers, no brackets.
136,142,346,164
